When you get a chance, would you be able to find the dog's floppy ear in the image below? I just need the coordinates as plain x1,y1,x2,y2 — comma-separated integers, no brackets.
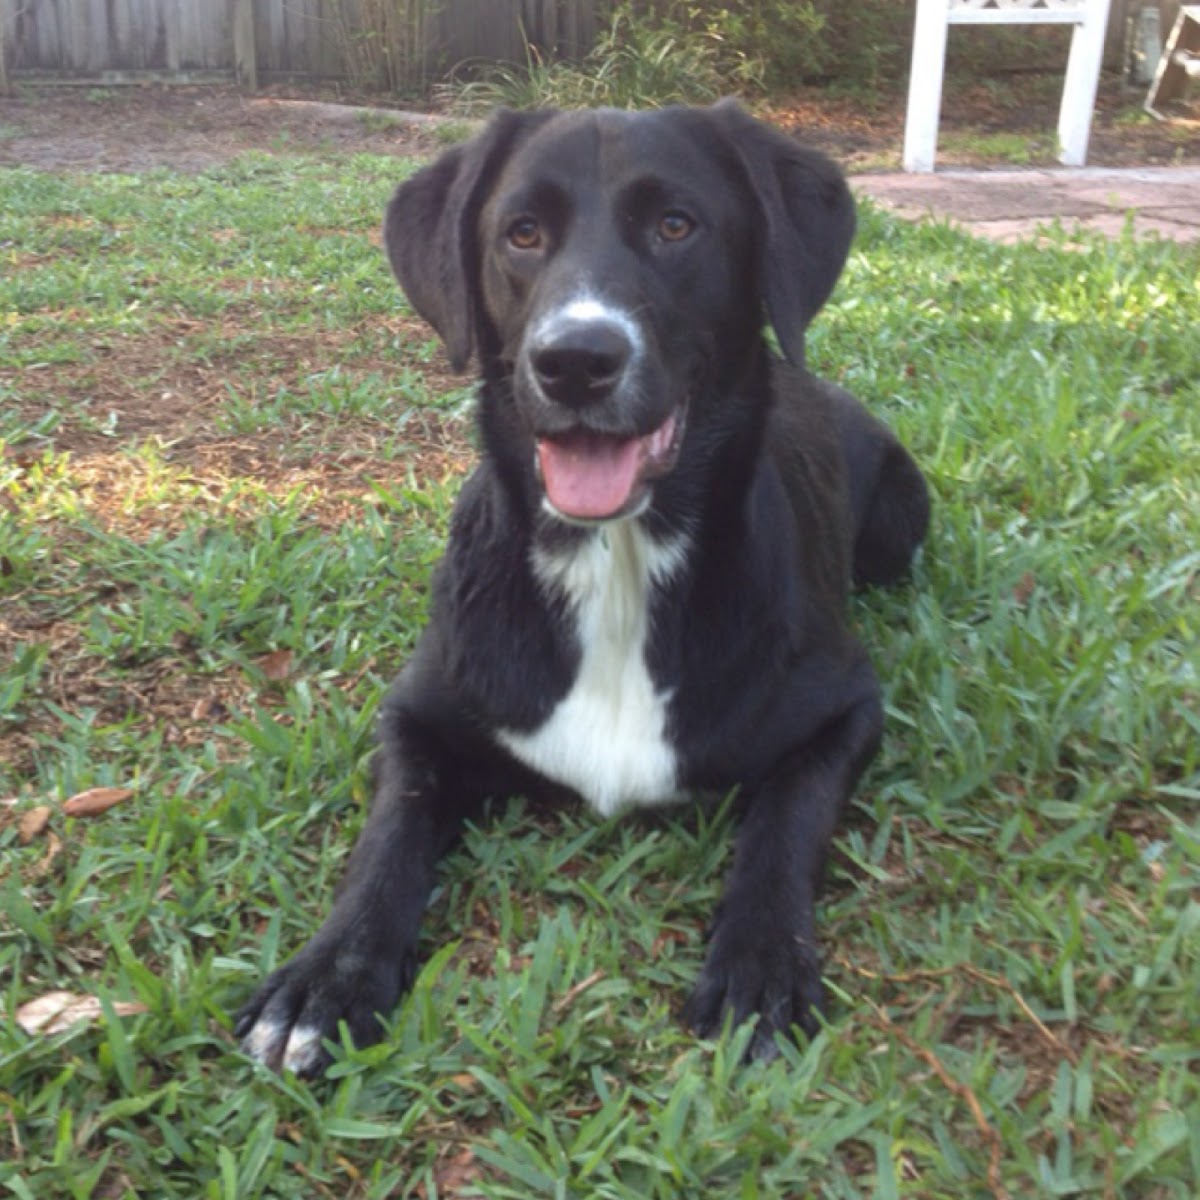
710,99,856,366
383,109,553,371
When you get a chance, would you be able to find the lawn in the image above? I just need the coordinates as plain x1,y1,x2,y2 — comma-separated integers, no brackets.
0,143,1197,1199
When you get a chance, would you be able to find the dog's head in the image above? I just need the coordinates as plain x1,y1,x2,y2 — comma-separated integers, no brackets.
385,102,855,524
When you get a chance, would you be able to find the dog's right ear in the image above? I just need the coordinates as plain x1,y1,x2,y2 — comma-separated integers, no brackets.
708,99,856,367
384,109,553,372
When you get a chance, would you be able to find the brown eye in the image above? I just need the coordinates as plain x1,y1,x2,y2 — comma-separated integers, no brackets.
658,211,694,242
507,217,542,250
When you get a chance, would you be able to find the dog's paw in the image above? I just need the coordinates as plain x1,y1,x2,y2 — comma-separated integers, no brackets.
234,942,412,1076
682,917,825,1061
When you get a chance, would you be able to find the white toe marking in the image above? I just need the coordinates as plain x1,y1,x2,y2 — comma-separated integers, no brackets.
282,1024,327,1075
241,1016,286,1065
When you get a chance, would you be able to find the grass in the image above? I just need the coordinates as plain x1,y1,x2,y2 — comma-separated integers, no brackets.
0,141,1197,1200
935,130,1056,168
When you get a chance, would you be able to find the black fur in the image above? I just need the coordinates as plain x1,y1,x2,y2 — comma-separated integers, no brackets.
236,101,929,1072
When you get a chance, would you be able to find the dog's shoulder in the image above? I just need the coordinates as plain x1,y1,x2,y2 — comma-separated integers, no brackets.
758,361,856,610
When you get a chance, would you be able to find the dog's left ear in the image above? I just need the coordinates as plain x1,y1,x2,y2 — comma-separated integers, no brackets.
710,99,856,366
384,109,554,371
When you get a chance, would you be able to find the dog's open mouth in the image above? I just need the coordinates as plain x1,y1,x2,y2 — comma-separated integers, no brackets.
536,406,685,521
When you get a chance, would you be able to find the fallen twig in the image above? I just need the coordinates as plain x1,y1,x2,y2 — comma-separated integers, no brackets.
552,969,605,1015
863,999,1009,1200
836,957,1077,1064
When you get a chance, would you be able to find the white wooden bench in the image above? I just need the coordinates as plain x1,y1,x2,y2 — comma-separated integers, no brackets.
903,0,1113,172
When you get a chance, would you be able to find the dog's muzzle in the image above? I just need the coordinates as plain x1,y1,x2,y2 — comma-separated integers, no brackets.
523,306,685,522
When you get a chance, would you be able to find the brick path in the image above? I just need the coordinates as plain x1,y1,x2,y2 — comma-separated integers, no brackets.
853,167,1200,244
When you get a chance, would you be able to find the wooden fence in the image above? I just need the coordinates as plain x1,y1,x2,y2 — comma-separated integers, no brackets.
0,0,598,83
0,1,1182,86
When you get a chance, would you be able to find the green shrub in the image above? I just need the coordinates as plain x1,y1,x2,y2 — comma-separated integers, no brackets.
691,1,829,91
448,3,727,113
445,1,920,113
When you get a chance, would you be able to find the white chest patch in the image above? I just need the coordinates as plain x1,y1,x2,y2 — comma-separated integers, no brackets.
495,523,688,818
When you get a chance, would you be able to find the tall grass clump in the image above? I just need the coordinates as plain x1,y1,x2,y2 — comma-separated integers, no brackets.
448,3,727,113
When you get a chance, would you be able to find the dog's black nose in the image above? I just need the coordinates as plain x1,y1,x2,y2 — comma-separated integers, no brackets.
530,322,631,406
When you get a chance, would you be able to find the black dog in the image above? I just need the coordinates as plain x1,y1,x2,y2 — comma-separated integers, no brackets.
237,101,929,1073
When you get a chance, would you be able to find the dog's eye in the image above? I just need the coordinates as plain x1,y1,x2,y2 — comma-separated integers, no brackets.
507,218,543,251
657,211,694,242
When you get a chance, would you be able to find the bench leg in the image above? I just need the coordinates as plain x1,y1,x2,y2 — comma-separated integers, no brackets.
903,0,950,173
1058,0,1111,166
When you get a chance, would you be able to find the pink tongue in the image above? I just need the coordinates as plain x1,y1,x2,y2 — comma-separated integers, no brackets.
537,431,642,520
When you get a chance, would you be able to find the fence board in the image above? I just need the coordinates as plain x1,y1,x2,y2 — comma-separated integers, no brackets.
437,0,523,66
0,0,594,81
1,0,238,74
255,0,344,78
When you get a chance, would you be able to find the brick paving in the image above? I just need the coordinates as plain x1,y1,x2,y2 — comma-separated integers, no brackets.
853,167,1200,244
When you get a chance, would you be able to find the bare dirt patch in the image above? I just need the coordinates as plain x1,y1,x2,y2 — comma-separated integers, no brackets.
1,308,472,530
768,79,1199,171
1,77,1195,177
0,86,441,173
0,609,259,777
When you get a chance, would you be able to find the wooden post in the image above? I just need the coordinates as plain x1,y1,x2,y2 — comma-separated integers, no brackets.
0,5,10,97
233,0,257,90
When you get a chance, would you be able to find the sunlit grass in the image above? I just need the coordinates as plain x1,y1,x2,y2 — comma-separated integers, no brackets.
1,154,1197,1198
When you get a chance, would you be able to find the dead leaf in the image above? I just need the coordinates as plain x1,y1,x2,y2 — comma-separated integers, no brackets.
18,805,52,844
190,695,229,721
257,649,294,681
14,991,148,1036
62,787,133,817
651,928,691,958
35,832,64,879
334,1154,361,1183
1012,571,1036,606
416,1148,483,1199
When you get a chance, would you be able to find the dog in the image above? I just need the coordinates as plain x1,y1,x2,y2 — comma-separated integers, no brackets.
236,100,929,1074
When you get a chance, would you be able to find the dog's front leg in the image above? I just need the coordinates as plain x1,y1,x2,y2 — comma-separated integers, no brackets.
235,716,478,1076
683,693,883,1060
